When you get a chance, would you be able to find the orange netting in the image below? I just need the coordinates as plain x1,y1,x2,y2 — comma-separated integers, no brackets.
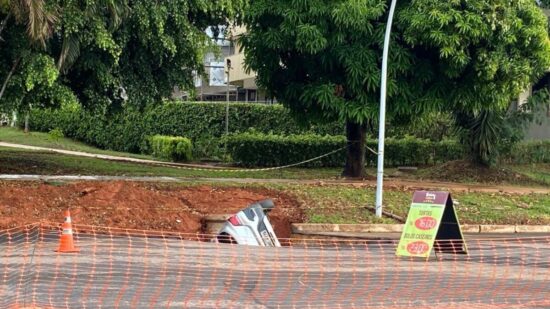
1,223,549,309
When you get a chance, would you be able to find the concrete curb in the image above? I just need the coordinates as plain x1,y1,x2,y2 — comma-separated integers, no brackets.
291,223,550,234
202,217,549,238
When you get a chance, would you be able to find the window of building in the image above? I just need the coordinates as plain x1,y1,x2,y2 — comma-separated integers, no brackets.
249,90,256,102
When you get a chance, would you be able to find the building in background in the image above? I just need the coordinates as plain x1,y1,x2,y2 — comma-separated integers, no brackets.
513,7,550,140
515,74,550,140
173,26,273,103
173,27,238,101
224,26,273,103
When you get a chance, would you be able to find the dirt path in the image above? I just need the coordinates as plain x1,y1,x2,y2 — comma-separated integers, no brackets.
1,141,548,195
0,141,225,169
1,174,549,195
0,181,304,238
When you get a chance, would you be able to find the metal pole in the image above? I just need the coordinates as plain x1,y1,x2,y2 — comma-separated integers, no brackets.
225,60,231,136
200,79,203,102
375,0,398,218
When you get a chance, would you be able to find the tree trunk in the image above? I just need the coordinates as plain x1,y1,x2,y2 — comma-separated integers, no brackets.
10,110,17,127
24,111,29,133
0,13,11,42
342,120,367,178
0,57,21,101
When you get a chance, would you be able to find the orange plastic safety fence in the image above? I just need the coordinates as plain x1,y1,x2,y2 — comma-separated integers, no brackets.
1,223,549,309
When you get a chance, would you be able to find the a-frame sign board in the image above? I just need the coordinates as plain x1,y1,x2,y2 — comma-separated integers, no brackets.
396,191,468,260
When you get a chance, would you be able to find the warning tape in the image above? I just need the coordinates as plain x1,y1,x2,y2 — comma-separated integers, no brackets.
365,144,378,155
154,146,348,173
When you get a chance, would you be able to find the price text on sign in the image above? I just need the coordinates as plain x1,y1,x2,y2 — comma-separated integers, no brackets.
396,191,448,258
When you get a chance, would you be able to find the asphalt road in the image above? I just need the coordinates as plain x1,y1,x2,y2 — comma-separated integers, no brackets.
1,227,549,308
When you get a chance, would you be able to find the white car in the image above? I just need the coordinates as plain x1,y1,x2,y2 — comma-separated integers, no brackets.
214,199,281,247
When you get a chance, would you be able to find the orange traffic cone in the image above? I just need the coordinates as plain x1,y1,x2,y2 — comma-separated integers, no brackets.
55,209,80,253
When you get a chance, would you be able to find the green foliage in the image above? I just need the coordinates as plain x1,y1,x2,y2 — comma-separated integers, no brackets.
538,0,550,9
225,132,464,167
240,0,388,124
388,112,455,141
367,136,464,166
241,0,550,169
454,90,550,166
22,54,57,91
243,0,550,123
47,127,64,143
400,0,550,109
433,139,466,164
1,0,246,114
148,135,193,162
224,132,346,167
504,141,550,164
28,102,344,159
454,110,504,166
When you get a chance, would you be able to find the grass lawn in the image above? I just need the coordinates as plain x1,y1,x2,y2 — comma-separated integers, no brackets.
0,147,343,179
0,127,152,160
0,127,548,225
509,164,550,186
148,181,549,225
2,126,550,186
274,184,550,225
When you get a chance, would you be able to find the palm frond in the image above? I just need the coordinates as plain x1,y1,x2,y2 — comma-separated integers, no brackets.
11,0,58,48
103,0,130,30
58,33,81,73
9,0,24,22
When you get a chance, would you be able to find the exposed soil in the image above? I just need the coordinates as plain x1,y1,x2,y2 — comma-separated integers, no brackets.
0,181,304,238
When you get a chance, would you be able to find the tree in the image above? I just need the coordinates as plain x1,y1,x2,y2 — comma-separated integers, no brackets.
0,0,57,47
1,0,246,119
0,0,58,102
240,0,550,177
402,0,550,166
0,1,69,131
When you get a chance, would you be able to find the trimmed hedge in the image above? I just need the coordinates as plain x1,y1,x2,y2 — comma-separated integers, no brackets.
28,101,343,159
225,133,465,167
149,135,193,162
224,133,347,167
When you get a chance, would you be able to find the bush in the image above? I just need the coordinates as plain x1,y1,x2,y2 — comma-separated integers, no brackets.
148,135,193,162
28,101,469,163
368,136,463,166
433,138,466,164
28,101,344,159
224,132,346,167
47,128,64,142
225,132,465,167
504,141,550,164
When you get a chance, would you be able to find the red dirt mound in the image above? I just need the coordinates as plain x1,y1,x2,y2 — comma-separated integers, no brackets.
0,181,304,238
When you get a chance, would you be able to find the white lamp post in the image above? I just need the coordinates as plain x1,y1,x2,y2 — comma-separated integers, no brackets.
375,0,398,218
226,58,232,136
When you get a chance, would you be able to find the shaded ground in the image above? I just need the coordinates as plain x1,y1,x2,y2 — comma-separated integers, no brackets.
0,181,304,239
0,147,342,180
411,160,539,185
2,136,550,186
